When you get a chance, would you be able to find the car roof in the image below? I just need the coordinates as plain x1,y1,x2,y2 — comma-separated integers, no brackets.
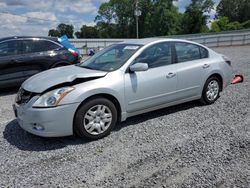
0,36,58,43
122,37,202,46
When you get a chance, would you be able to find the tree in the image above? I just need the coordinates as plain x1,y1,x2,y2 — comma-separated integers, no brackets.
94,1,120,38
48,29,60,37
95,0,181,38
48,23,74,38
210,22,221,32
217,0,250,22
181,0,214,34
241,20,250,29
75,25,99,38
226,21,242,30
209,16,243,32
145,0,182,36
216,16,230,31
95,0,135,38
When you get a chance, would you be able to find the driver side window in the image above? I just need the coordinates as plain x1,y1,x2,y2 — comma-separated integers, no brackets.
135,42,172,68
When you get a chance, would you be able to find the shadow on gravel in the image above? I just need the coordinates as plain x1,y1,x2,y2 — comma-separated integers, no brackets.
0,87,19,97
3,101,202,151
115,101,202,131
3,119,86,151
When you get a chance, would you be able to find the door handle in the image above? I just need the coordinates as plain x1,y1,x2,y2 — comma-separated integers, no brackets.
202,64,210,69
166,72,176,78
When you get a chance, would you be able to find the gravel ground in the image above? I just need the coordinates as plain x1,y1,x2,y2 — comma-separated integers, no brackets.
0,46,249,188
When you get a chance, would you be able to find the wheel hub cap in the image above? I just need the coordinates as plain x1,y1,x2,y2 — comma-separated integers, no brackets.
206,80,219,101
83,105,112,135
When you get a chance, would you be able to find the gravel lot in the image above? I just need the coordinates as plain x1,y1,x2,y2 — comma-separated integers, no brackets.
0,46,249,187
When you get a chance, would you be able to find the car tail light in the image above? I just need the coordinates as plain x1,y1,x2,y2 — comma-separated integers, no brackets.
68,48,79,57
222,56,231,66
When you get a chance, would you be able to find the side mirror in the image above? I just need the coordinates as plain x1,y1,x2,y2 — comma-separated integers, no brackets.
129,63,148,72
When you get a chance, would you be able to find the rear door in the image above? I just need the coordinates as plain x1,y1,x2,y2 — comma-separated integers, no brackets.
173,42,210,99
0,40,25,87
21,39,62,78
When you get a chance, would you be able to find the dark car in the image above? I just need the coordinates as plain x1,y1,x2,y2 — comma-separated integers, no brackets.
0,36,80,89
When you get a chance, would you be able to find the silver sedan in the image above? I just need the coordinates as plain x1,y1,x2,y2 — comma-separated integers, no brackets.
13,38,233,140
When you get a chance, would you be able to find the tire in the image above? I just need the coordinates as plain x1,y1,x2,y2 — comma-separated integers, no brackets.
201,76,221,104
74,97,117,140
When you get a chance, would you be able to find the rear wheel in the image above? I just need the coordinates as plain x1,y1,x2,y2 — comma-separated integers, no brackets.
74,97,117,140
201,76,221,104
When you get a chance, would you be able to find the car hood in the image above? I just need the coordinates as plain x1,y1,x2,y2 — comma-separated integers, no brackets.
22,65,108,93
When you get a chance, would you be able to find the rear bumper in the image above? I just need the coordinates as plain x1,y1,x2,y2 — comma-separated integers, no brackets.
223,66,233,90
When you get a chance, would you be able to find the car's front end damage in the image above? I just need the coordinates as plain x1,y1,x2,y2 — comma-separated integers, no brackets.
13,65,108,137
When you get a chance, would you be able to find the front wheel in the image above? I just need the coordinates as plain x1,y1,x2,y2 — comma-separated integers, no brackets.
74,97,117,140
201,76,221,104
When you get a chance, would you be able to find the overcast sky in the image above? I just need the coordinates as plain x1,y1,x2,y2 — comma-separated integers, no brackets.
0,0,220,38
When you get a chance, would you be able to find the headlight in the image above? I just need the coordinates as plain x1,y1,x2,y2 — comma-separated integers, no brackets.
33,87,75,108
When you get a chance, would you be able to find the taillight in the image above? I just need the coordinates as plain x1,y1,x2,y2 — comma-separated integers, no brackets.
68,48,79,57
222,56,231,66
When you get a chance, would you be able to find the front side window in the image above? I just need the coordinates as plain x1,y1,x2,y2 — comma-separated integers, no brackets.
175,42,201,63
0,40,22,57
79,44,141,71
135,42,172,68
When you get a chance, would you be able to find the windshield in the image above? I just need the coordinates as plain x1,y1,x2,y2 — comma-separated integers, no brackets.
79,43,141,71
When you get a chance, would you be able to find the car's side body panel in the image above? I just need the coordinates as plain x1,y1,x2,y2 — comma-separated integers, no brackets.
124,64,178,113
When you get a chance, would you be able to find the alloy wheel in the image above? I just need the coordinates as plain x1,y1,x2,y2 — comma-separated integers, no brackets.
83,105,112,135
206,80,219,101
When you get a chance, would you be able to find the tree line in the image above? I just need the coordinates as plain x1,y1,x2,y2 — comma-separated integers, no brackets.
48,0,250,38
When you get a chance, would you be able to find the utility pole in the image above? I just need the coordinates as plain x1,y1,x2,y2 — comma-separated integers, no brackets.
134,0,141,38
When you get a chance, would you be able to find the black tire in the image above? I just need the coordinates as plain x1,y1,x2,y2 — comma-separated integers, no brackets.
74,97,117,140
201,76,221,104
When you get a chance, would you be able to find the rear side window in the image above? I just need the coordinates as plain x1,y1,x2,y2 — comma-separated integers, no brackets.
0,40,23,57
200,46,208,58
174,42,209,63
41,40,60,51
22,40,60,53
175,42,201,63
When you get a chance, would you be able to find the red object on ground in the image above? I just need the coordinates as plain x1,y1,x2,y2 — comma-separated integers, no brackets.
231,75,244,84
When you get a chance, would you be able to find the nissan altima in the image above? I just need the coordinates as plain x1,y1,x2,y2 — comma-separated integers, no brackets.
13,38,233,140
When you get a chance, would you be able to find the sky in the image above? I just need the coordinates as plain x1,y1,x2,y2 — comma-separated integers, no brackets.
0,0,220,38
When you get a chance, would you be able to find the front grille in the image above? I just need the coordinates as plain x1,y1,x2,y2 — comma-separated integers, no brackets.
16,88,34,105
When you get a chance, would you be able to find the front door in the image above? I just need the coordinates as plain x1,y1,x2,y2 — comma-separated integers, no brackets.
124,42,178,113
0,40,25,87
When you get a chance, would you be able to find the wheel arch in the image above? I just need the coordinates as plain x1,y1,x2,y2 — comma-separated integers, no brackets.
73,93,122,125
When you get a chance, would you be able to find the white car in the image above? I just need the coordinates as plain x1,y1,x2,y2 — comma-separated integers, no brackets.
13,38,233,140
